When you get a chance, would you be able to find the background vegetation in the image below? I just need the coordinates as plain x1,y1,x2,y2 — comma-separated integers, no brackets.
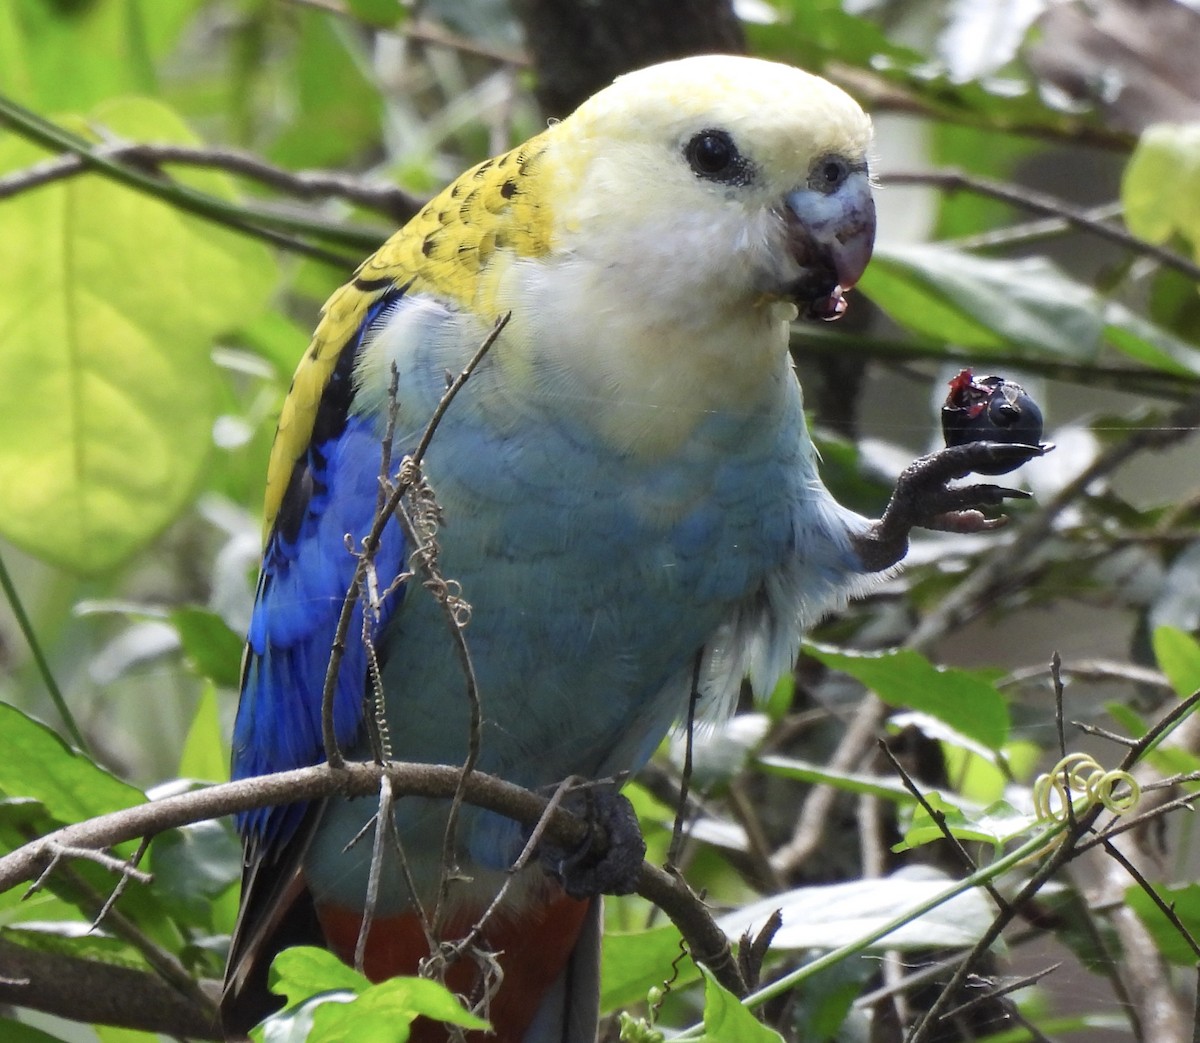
1,0,1200,1041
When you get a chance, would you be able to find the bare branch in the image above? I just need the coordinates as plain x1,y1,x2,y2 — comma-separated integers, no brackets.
0,141,423,225
879,168,1200,285
770,694,886,877
317,316,507,769
0,93,369,264
0,759,747,1003
938,962,1062,1022
0,936,222,1039
878,740,1009,916
668,649,704,869
1100,837,1200,962
903,688,1200,1043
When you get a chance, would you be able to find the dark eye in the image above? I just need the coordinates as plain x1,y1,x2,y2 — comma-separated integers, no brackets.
684,129,750,184
810,156,850,193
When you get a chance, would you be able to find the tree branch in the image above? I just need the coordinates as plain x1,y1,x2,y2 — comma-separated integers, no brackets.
0,760,746,1013
0,936,222,1039
0,140,422,226
0,92,374,264
879,168,1200,285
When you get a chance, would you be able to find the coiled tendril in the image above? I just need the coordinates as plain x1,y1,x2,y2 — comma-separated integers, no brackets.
1032,752,1139,822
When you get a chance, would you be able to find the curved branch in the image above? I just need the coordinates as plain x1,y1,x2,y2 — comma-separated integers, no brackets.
880,168,1200,285
0,936,222,1039
0,92,375,263
0,141,422,226
0,760,744,1003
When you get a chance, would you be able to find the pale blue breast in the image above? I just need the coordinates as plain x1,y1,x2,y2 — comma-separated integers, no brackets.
303,299,865,908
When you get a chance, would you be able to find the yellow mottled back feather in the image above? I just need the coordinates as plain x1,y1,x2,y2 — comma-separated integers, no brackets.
262,132,558,536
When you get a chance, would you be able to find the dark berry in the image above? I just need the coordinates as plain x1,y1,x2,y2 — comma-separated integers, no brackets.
941,369,1044,475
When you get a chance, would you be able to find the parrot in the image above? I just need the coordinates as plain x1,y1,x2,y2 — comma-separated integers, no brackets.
221,54,1039,1042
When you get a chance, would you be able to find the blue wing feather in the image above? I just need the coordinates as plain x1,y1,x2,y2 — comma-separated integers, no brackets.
232,293,408,848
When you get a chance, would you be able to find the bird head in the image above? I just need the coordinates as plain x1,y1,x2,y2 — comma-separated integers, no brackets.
543,54,876,325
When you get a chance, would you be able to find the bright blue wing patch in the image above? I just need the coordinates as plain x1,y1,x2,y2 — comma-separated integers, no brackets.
232,292,407,848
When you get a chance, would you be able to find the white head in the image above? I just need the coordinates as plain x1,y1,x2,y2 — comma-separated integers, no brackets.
546,54,875,323
492,55,876,454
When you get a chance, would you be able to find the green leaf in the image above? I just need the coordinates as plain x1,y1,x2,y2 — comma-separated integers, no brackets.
0,0,169,109
1105,701,1147,740
308,976,490,1042
806,645,1009,749
96,1026,164,1043
1125,881,1200,965
944,739,1041,803
0,922,147,972
861,245,1104,360
345,0,405,27
601,924,694,1013
173,608,245,691
697,966,784,1043
179,682,232,782
745,0,921,70
1103,302,1200,376
267,946,490,1040
235,310,310,381
0,96,276,573
0,702,143,825
148,815,240,932
931,124,1035,240
1122,123,1200,257
269,946,370,1009
0,1017,74,1043
267,9,383,169
894,797,1035,853
1151,626,1200,697
757,754,980,812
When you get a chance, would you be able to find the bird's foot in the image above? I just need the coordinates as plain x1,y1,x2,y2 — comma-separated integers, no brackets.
537,786,646,899
852,441,1051,573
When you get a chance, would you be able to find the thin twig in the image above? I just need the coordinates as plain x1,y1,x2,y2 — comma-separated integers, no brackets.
450,776,577,962
317,315,508,768
878,740,1010,916
1193,967,1200,1043
1072,722,1140,748
946,202,1123,252
1052,653,1068,763
1099,836,1200,961
938,962,1062,1022
90,836,152,930
354,774,394,973
411,313,510,467
0,92,366,264
0,551,87,751
1001,658,1171,693
290,0,529,64
668,649,704,869
904,689,1200,1043
0,141,422,225
1074,793,1197,856
389,492,484,935
879,168,1200,285
1053,655,1079,834
23,841,152,898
